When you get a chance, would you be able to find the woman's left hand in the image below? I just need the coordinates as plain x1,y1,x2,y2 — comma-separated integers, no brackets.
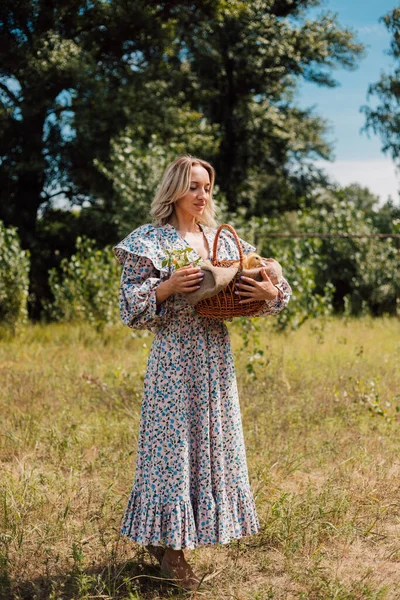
235,268,279,304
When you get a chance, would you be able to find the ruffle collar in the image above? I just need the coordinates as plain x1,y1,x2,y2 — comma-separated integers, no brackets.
113,222,255,272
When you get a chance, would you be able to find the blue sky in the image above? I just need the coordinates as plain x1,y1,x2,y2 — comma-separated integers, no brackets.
298,0,399,202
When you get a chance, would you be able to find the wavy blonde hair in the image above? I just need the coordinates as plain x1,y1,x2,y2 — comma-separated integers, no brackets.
150,155,217,228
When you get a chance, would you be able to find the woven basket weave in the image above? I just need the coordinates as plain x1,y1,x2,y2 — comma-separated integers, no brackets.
195,223,266,318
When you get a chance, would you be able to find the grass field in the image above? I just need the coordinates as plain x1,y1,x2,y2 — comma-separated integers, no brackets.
0,317,399,600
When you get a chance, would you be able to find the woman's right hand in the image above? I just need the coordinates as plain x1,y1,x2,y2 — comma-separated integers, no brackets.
156,265,204,305
167,265,204,294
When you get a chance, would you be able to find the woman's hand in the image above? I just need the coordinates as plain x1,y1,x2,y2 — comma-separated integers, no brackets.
235,268,279,304
169,264,205,293
156,265,204,304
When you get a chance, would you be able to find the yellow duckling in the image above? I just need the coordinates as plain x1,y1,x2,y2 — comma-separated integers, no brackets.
234,252,283,284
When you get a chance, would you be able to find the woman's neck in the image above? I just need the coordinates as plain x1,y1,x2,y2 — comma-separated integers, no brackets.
169,212,201,234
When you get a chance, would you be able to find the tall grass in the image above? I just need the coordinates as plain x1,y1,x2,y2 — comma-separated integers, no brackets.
0,317,399,599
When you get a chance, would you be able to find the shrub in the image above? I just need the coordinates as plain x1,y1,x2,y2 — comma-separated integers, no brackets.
232,193,399,327
0,222,30,331
45,236,120,329
233,214,335,331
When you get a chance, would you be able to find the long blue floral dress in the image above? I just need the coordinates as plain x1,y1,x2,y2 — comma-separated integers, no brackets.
114,222,291,550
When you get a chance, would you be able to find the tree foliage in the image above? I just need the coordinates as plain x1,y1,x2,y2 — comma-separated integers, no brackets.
0,0,364,252
180,0,364,213
232,185,399,323
363,7,400,177
0,0,374,322
0,0,218,247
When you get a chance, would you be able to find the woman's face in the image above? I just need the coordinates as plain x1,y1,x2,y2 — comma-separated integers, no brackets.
174,165,210,220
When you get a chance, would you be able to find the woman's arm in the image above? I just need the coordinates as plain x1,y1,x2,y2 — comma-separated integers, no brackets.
119,254,170,330
156,280,173,306
255,277,292,316
119,255,205,330
235,269,292,316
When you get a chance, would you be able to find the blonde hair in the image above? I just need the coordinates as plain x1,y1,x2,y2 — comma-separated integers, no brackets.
150,155,217,228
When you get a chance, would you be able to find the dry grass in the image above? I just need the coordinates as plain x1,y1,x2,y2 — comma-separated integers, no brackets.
0,316,399,600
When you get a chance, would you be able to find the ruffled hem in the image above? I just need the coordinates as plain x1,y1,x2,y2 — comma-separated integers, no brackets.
120,487,260,550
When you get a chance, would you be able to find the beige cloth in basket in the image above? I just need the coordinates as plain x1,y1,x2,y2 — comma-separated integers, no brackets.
183,260,239,306
183,257,283,306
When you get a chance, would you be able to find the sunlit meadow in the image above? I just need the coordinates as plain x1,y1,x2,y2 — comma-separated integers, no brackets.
0,316,399,599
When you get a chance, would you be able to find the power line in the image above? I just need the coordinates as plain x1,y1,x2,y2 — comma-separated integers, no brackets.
263,233,400,239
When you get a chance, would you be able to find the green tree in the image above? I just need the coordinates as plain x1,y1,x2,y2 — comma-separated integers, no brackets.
334,183,379,213
363,7,400,191
181,0,364,213
94,112,219,238
97,0,364,223
0,0,365,249
0,0,218,249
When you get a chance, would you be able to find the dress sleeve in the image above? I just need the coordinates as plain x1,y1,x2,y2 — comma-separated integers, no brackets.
254,276,292,317
119,253,169,331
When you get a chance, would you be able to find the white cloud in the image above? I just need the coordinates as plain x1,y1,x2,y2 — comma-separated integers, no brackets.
315,159,400,203
357,24,388,37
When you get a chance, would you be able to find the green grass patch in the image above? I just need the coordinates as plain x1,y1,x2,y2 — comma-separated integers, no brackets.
0,317,399,599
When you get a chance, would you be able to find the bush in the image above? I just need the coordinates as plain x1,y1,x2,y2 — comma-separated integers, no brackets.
0,222,30,331
232,214,335,331
45,237,120,329
232,192,399,326
301,195,399,316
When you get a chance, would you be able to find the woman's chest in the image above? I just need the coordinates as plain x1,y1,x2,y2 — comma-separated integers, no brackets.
182,232,210,261
160,225,238,263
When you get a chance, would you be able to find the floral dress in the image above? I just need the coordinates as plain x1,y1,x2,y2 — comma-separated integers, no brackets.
114,222,291,550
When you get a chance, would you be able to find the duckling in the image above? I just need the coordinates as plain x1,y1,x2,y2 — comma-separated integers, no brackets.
233,252,283,284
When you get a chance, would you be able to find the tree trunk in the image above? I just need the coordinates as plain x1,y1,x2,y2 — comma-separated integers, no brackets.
217,52,238,212
0,108,47,250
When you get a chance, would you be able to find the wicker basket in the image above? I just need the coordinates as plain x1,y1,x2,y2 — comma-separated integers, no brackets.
195,223,266,318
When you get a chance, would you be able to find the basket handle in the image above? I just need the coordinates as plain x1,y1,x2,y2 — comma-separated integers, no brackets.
212,223,244,269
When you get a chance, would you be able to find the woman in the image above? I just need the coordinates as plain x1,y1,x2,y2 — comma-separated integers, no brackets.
114,155,291,590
